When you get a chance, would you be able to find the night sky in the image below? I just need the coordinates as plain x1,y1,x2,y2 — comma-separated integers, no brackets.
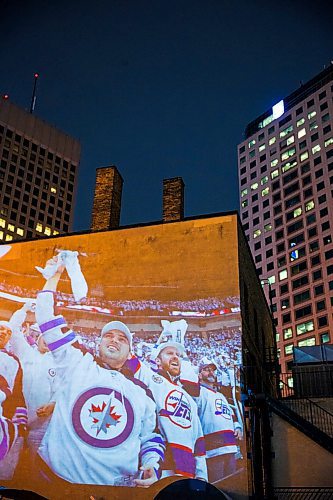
1,0,332,232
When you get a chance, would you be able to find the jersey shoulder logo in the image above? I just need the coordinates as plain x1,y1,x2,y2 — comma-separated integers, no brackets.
160,389,192,428
72,386,134,448
152,374,163,384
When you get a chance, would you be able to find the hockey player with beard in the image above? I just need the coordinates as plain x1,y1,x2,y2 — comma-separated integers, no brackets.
197,358,243,483
0,321,27,480
126,328,207,481
35,254,165,488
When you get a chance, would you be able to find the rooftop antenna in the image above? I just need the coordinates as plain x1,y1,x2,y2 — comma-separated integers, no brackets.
29,72,39,114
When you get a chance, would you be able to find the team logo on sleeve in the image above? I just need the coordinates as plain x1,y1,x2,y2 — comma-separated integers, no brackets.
72,387,134,448
160,389,192,428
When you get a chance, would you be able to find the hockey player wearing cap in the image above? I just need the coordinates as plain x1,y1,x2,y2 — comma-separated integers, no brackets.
35,255,165,488
0,321,27,479
197,358,243,483
126,337,207,481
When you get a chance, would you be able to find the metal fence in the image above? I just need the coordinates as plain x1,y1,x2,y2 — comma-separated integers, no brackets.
274,487,333,499
280,366,333,399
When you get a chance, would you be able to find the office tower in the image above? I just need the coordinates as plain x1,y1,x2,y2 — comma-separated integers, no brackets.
0,99,80,241
91,166,123,231
238,64,333,372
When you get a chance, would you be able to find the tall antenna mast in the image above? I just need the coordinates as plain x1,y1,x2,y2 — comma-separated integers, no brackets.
29,72,39,114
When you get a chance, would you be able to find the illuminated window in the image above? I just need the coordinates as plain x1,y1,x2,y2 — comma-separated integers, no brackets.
276,333,280,342
262,187,270,197
259,114,274,129
0,231,3,240
300,151,309,162
285,344,293,355
298,128,306,139
298,337,315,347
269,137,276,145
312,144,321,155
271,159,278,168
251,182,259,191
5,235,13,241
324,137,333,147
296,118,305,127
287,135,295,146
44,227,52,236
241,188,248,198
281,147,296,161
261,176,268,185
259,144,266,152
296,320,314,335
267,275,276,285
280,125,293,138
279,269,288,281
0,218,5,228
53,230,59,235
305,200,314,211
264,223,272,232
51,187,57,193
7,224,14,232
241,200,248,208
253,229,262,238
248,139,256,148
282,160,297,173
283,327,293,339
309,120,318,131
36,223,43,233
16,228,24,236
293,207,302,218
271,169,279,179
308,111,316,119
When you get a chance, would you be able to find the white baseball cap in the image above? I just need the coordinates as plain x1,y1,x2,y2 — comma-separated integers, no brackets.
101,321,132,350
153,341,185,360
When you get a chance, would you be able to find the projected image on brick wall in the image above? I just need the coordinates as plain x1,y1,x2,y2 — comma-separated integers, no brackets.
0,219,245,494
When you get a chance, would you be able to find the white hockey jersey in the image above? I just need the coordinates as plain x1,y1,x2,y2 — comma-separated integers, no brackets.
196,384,242,458
36,291,165,486
126,356,207,480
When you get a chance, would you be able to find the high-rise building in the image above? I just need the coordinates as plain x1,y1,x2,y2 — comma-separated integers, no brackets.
238,63,333,372
0,99,80,241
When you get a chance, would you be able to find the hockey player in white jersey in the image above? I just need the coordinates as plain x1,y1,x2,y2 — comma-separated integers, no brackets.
0,322,27,480
126,326,207,481
35,254,165,487
197,358,243,483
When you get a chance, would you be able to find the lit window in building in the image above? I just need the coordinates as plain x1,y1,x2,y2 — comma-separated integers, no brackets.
287,135,295,146
264,223,272,232
53,230,59,235
312,144,321,155
267,275,276,285
324,137,333,148
7,224,14,232
283,327,293,339
269,137,276,145
321,332,330,344
51,187,57,193
271,169,279,179
241,200,248,208
284,344,293,356
271,159,278,168
0,231,3,240
300,151,309,162
36,223,43,233
251,182,259,191
44,227,52,236
16,228,24,236
0,218,6,228
305,200,315,211
296,320,314,335
293,207,302,218
281,298,290,309
279,269,288,281
280,125,293,138
262,187,270,197
298,128,306,139
248,139,256,148
307,111,316,119
241,188,248,198
259,114,274,129
5,235,13,241
276,333,280,342
259,144,266,152
253,229,262,239
298,337,315,347
282,160,297,173
296,118,305,127
261,176,268,185
309,120,318,131
281,147,296,161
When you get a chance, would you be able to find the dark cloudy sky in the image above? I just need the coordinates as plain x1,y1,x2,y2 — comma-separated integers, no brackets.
1,0,332,231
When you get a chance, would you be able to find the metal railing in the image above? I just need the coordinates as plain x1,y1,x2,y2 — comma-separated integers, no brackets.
274,487,333,499
280,366,333,399
282,398,333,438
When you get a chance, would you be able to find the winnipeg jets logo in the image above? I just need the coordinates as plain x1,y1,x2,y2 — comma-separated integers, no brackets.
160,389,192,429
215,399,232,419
72,387,134,448
89,391,121,436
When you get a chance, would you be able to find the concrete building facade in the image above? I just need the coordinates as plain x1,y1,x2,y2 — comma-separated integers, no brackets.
0,99,80,241
238,64,333,372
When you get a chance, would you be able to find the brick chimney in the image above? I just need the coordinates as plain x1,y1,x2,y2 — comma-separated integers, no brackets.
162,177,185,222
91,166,123,231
